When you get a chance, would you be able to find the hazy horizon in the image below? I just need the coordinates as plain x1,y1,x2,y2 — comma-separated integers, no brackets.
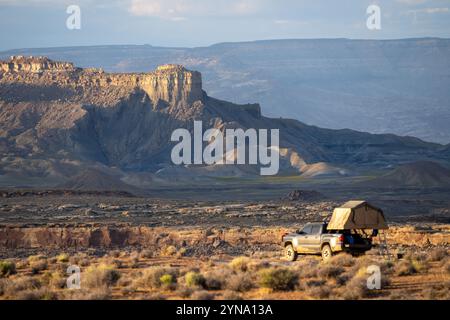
2,36,450,52
1,0,450,51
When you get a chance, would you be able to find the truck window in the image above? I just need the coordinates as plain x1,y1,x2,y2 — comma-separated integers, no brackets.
311,225,322,234
300,225,312,234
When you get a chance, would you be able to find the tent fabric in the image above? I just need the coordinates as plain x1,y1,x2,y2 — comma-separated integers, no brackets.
327,200,388,230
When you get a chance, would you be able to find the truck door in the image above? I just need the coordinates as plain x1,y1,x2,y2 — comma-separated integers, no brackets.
309,224,323,253
295,224,312,253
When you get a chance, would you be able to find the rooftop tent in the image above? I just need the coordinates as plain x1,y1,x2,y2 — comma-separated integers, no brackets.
327,200,388,230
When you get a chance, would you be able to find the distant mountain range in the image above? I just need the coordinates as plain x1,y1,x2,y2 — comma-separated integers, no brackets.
0,56,449,189
1,38,449,144
365,161,450,188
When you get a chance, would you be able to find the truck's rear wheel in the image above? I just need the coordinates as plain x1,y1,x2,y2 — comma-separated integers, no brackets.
285,244,297,261
321,244,332,261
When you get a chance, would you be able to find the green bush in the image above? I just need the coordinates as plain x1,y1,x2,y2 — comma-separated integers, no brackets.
258,268,297,291
159,274,177,290
56,253,70,263
229,257,251,272
0,261,16,277
185,271,206,288
30,260,48,274
138,267,178,289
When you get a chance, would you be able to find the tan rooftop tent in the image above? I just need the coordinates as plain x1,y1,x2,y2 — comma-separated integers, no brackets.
327,200,388,230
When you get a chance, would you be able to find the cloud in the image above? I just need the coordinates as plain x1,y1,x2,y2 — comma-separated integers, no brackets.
405,7,449,14
396,0,428,4
422,7,449,13
128,0,262,18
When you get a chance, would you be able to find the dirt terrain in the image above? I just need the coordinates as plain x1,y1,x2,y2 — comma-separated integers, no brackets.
0,193,449,300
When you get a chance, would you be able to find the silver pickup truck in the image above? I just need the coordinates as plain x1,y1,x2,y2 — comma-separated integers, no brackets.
282,222,373,261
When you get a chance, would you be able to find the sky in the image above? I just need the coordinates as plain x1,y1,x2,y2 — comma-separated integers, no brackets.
0,0,449,51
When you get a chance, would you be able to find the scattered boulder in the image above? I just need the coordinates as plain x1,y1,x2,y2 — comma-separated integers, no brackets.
283,190,325,202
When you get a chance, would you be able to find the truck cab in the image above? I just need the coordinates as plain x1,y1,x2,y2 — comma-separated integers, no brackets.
282,222,373,261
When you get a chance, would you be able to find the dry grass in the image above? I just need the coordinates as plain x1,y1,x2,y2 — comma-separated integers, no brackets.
83,264,120,289
225,273,254,292
0,261,16,277
258,268,297,291
0,226,449,300
229,257,251,272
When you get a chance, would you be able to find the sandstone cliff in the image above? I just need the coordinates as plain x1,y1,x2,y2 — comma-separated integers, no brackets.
0,56,203,107
0,56,447,187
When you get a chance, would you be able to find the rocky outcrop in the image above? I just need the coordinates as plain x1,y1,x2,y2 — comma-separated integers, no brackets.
0,56,202,106
0,56,77,73
0,56,447,186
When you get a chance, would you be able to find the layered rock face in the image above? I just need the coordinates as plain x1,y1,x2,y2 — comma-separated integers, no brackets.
0,56,203,107
0,56,447,186
0,56,77,73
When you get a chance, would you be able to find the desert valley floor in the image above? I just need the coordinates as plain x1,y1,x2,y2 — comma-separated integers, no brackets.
0,187,449,300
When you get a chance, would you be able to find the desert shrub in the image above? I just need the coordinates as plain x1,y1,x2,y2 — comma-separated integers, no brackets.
306,285,332,299
41,271,66,289
405,252,428,262
176,287,193,298
139,249,154,259
328,254,356,267
129,258,140,269
109,250,121,258
258,268,297,291
296,257,320,278
336,273,351,287
160,274,177,290
65,288,111,300
57,253,70,263
0,279,8,296
2,276,41,297
396,259,427,276
30,259,48,274
144,292,167,300
229,257,251,272
445,260,450,274
27,255,46,263
342,276,369,300
225,273,253,293
79,258,91,267
428,248,447,262
203,270,228,290
422,283,450,300
306,279,326,288
177,248,188,258
248,260,271,272
117,274,134,288
16,288,58,300
49,272,67,289
222,290,242,300
0,261,16,277
83,264,120,288
137,267,177,289
190,290,214,300
185,271,206,288
161,245,177,257
318,265,345,279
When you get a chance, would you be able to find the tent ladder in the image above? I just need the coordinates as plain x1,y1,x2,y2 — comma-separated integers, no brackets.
378,231,392,260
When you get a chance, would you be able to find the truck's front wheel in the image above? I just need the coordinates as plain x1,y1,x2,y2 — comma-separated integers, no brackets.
285,244,297,261
321,244,332,261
